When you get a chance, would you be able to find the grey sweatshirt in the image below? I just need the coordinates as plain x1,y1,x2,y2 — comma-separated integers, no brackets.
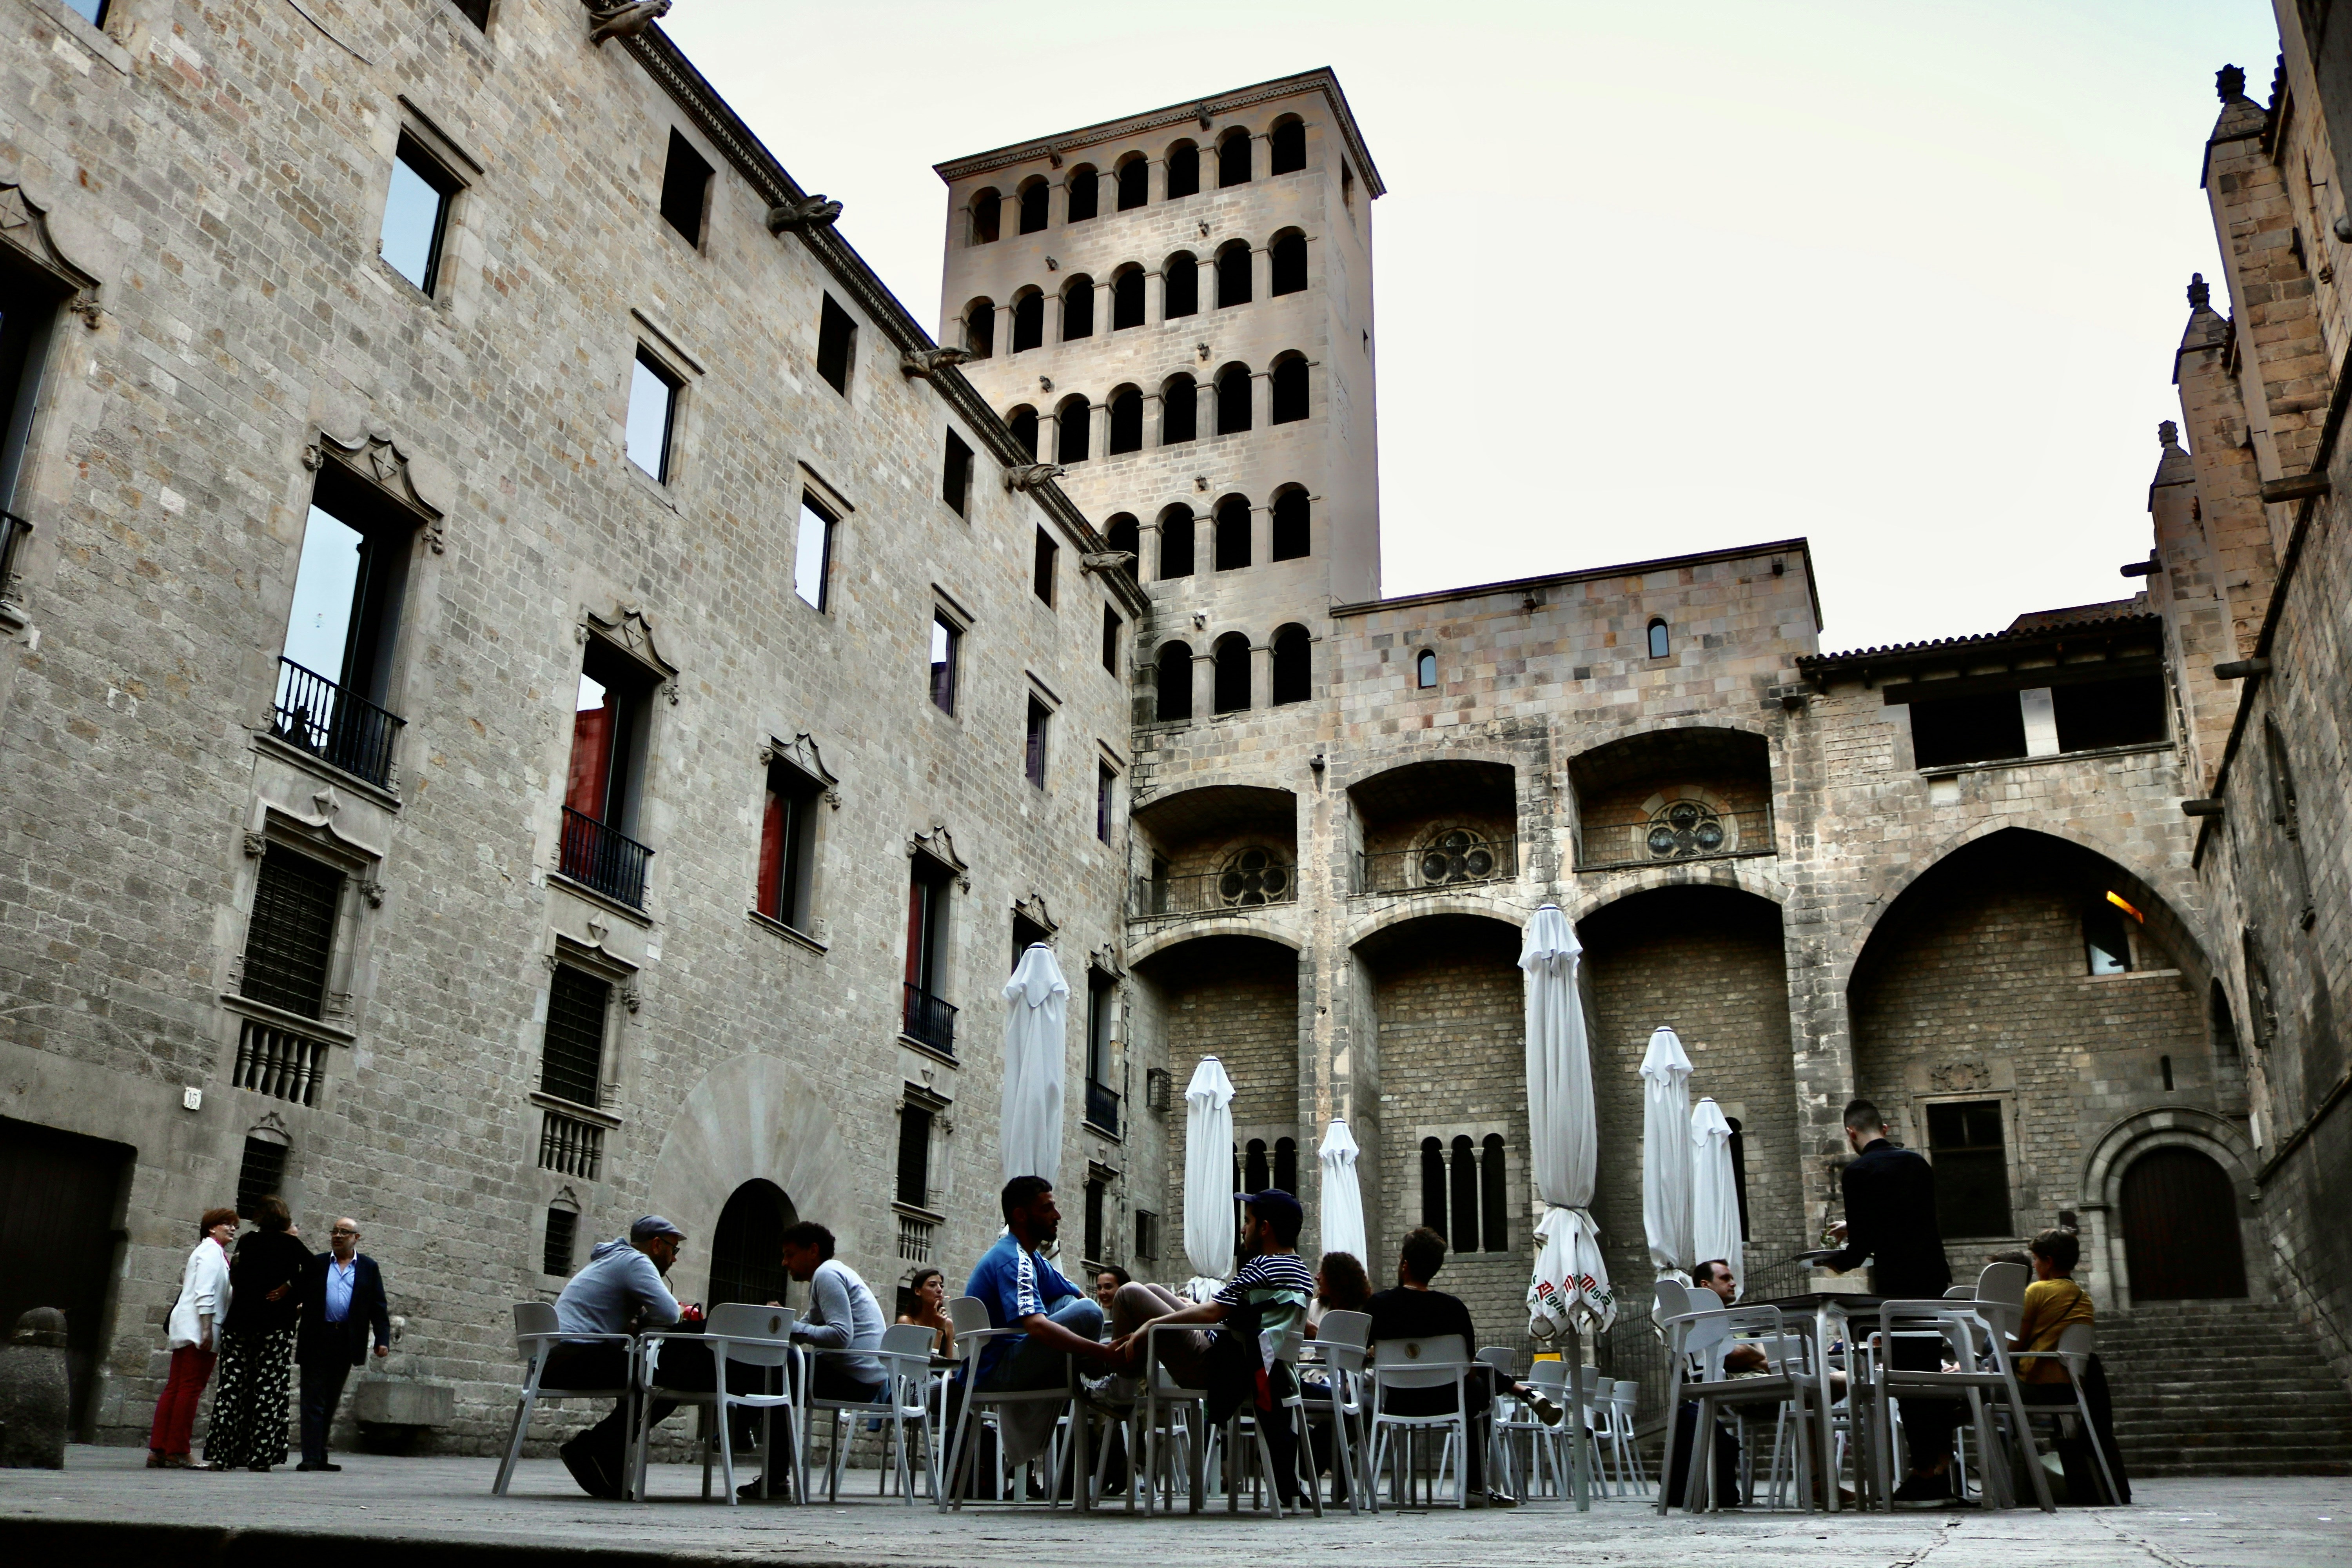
795,1258,885,1384
555,1238,680,1340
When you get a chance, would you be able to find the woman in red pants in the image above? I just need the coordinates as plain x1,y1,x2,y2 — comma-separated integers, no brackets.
148,1207,237,1468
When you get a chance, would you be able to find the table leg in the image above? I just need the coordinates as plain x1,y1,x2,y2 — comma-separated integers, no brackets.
1816,1305,1838,1514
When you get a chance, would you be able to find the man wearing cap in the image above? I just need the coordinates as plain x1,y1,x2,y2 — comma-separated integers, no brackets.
548,1216,686,1498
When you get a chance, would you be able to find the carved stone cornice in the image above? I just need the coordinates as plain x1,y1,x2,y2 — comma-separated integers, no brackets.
760,732,842,807
308,431,446,551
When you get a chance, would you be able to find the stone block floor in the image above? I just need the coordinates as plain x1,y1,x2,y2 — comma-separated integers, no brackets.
1,1446,2347,1566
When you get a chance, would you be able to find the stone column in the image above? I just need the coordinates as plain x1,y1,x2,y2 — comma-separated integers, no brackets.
1146,268,1165,328
1250,639,1272,711
1143,392,1163,450
1251,501,1272,568
1250,242,1271,307
1139,518,1160,583
1089,400,1109,463
1251,368,1271,432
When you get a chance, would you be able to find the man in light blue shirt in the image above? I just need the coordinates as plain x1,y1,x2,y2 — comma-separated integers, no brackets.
294,1218,389,1472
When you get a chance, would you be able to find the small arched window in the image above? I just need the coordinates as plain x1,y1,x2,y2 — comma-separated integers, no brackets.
1157,505,1196,578
1646,617,1670,659
1216,241,1253,308
1161,374,1198,445
1271,623,1310,704
1214,495,1251,571
1416,649,1437,689
1116,153,1149,211
1105,515,1140,584
1155,641,1193,722
1270,229,1307,296
1270,486,1309,561
1270,354,1308,423
1111,265,1146,330
1106,386,1142,455
1273,1136,1298,1195
1419,1137,1446,1237
1213,632,1251,713
1061,274,1095,341
1054,394,1091,464
970,187,1001,245
1479,1134,1508,1252
1011,289,1044,353
963,298,995,359
1216,364,1252,435
1065,164,1098,223
1217,127,1252,187
1166,140,1201,199
1244,1137,1270,1193
1163,251,1200,319
1269,115,1306,176
1006,405,1038,461
2266,718,2317,927
1017,176,1049,234
1724,1118,1750,1240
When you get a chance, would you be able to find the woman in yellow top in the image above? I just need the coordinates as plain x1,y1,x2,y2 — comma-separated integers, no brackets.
2010,1228,2095,1383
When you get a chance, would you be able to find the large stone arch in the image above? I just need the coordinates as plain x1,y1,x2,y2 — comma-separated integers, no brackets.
1341,890,1535,953
1559,857,1787,926
1126,911,1301,968
2078,1106,2265,1310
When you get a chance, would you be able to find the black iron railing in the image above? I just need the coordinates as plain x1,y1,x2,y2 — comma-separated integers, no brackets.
1085,1079,1122,1136
1577,804,1774,873
271,657,405,790
1356,832,1519,896
902,982,957,1055
537,1107,605,1180
0,511,29,604
559,805,653,909
1136,855,1298,919
233,1017,329,1107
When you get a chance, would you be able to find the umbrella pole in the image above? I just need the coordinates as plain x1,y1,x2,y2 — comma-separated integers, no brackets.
1568,1327,1591,1512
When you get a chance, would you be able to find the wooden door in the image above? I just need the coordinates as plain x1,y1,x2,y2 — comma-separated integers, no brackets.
2120,1146,2248,1300
0,1116,134,1432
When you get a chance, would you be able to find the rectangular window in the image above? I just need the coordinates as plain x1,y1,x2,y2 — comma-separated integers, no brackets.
540,965,611,1109
452,0,491,28
241,846,343,1018
942,430,973,517
659,129,713,247
0,248,71,510
1025,697,1049,788
904,860,955,1052
817,294,856,395
236,1136,288,1219
274,460,420,790
2085,903,2134,975
756,760,822,930
626,349,680,483
896,1101,933,1209
379,137,459,296
1134,1208,1159,1260
542,1207,578,1276
63,0,108,24
1096,762,1115,843
1102,605,1120,675
794,495,834,610
1085,967,1115,1088
1924,1100,2012,1238
1083,1176,1107,1265
1908,691,2027,769
929,613,959,714
562,640,656,907
1033,527,1057,606
2053,673,2167,752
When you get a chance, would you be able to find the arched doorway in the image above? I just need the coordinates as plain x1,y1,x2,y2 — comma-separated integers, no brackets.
2120,1147,2246,1299
708,1178,795,1310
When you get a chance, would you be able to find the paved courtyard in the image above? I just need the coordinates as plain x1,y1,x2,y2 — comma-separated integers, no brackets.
1,1447,2347,1566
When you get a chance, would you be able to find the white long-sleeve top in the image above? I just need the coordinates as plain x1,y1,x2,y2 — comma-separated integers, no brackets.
166,1236,232,1350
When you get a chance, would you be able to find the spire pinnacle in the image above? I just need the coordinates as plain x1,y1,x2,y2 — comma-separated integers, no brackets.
2217,64,2248,102
2189,272,2210,310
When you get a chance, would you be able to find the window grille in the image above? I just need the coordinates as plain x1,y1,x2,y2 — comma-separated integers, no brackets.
234,1018,329,1107
237,1136,288,1218
539,966,610,1108
241,846,341,1018
543,1207,579,1276
537,1107,604,1180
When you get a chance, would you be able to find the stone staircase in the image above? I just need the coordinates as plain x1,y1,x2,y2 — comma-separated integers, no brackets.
2097,1301,2352,1475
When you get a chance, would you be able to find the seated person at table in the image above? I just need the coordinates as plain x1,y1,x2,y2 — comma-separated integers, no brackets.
1664,1258,1757,1508
1306,1249,1371,1335
781,1221,887,1404
2008,1228,2129,1504
1094,1265,1131,1321
897,1266,955,1360
1362,1227,1515,1506
962,1177,1121,1477
548,1216,687,1499
1695,1259,1768,1372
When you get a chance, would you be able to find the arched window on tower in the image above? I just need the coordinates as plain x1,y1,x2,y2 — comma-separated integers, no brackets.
1006,405,1038,461
1270,229,1307,295
963,298,995,359
1416,649,1437,689
1274,1137,1298,1194
1163,251,1200,319
1419,1138,1446,1237
1269,115,1306,176
1054,394,1091,464
1214,495,1251,572
1216,241,1253,308
1111,265,1146,330
1062,275,1095,341
1107,386,1142,455
1479,1134,1508,1252
1647,617,1670,659
1244,1138,1270,1193
1065,164,1098,223
1105,515,1140,584
1155,641,1193,722
1271,623,1310,705
1166,139,1201,199
1270,354,1308,423
1116,153,1149,210
1270,486,1310,561
1213,632,1251,713
1448,1135,1481,1252
1218,126,1252,187
1161,373,1198,445
1158,505,1195,578
1011,289,1044,352
970,187,1001,245
1216,364,1252,435
1017,176,1049,234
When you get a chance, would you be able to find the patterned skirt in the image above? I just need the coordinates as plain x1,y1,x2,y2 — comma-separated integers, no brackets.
203,1326,295,1469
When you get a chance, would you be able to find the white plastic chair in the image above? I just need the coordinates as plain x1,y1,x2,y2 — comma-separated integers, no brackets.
1301,1309,1373,1515
1127,1318,1210,1514
2018,1321,2122,1506
1862,1299,2053,1513
802,1323,927,1504
939,1294,1092,1511
873,1321,948,1503
1215,1326,1321,1517
492,1301,635,1497
1370,1333,1474,1509
1495,1359,1576,1500
1610,1377,1650,1496
1657,1301,1821,1515
632,1303,801,1504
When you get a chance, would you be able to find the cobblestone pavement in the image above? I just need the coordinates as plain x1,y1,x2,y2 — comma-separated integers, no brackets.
1,1448,2347,1565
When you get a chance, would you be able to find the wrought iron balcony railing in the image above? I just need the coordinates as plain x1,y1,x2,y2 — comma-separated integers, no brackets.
1136,850,1298,920
537,1107,605,1180
0,511,30,605
271,657,405,790
1085,1079,1122,1136
1356,831,1519,897
559,805,653,909
1577,803,1775,873
232,1017,329,1107
902,982,958,1056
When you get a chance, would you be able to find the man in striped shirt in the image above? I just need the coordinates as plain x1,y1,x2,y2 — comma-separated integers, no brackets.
1109,1190,1314,1387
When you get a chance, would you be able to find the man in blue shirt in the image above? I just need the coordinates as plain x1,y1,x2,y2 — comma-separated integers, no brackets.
292,1218,390,1472
963,1176,1120,1472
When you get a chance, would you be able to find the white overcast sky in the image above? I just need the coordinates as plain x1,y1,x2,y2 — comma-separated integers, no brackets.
664,0,2282,652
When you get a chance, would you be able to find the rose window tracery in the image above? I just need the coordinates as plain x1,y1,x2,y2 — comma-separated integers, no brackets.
1646,800,1726,860
1417,828,1497,886
1218,846,1289,907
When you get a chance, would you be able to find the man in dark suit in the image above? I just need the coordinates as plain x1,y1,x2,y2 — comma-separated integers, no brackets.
1822,1098,1957,1504
294,1217,391,1472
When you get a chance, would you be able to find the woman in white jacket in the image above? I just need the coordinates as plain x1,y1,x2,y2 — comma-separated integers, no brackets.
148,1207,237,1468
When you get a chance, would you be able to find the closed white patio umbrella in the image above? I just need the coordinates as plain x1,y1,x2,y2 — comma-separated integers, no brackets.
1641,1024,1696,1289
1691,1097,1743,1301
998,943,1068,1189
1182,1056,1236,1298
1316,1118,1367,1265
